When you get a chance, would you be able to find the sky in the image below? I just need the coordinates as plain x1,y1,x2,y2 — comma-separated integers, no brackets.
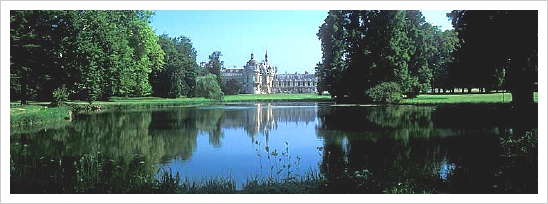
150,10,453,75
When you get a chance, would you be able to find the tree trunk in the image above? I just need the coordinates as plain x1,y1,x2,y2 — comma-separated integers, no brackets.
20,72,28,105
510,57,535,109
511,82,534,107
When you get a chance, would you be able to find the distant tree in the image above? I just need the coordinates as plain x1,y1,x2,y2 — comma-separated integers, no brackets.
431,29,458,92
224,79,242,95
206,51,225,92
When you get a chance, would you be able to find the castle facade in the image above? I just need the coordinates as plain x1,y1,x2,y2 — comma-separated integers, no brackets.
221,52,317,94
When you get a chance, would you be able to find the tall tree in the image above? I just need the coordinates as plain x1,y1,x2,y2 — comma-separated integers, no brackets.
317,10,346,99
206,51,225,92
314,62,325,94
152,34,198,98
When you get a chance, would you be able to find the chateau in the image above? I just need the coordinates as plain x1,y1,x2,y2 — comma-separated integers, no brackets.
221,52,317,94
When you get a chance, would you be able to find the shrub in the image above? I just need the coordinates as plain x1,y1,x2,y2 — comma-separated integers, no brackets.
366,82,402,104
195,74,224,101
51,85,69,107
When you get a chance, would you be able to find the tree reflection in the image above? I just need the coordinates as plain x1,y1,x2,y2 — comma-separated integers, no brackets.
315,104,536,193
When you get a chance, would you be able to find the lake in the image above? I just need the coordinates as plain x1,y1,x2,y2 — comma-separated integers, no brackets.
10,102,538,193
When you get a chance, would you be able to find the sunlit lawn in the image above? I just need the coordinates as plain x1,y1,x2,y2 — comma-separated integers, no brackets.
403,92,538,104
92,93,332,105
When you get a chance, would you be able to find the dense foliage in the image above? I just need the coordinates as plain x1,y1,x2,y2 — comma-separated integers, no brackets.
195,74,224,101
316,11,458,102
10,10,202,104
316,10,537,106
224,79,243,95
448,10,538,107
366,82,402,104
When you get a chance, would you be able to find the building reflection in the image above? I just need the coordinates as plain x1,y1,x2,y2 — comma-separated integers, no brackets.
221,103,317,144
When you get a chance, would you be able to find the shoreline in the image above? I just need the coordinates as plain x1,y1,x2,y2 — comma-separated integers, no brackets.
9,92,538,128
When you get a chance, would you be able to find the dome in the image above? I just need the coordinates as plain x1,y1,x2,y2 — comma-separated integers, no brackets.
246,59,258,66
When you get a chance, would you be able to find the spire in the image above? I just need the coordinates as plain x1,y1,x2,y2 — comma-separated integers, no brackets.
251,47,254,60
265,49,268,62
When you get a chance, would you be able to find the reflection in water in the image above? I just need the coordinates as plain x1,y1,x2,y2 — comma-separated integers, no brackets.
436,158,456,180
315,104,537,193
10,103,537,193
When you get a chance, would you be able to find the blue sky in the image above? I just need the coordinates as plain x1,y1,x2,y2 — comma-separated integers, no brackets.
150,10,452,74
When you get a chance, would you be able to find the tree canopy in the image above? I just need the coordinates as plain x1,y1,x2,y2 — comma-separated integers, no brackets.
316,10,456,102
10,10,203,104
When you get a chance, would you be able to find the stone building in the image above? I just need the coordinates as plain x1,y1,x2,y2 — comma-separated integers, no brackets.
242,52,277,94
221,52,317,94
272,71,317,93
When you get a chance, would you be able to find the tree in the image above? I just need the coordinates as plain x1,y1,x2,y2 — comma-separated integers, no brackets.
314,62,325,94
317,10,346,99
195,74,223,101
151,34,198,98
206,51,225,92
10,10,167,103
10,10,61,104
449,10,537,106
224,79,242,95
431,29,458,92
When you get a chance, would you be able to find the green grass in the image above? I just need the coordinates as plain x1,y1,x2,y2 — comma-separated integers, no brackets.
10,105,71,127
402,92,538,105
107,93,331,103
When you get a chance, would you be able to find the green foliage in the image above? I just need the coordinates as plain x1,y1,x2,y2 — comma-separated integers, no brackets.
500,129,537,158
449,10,537,106
224,79,242,95
195,74,224,101
10,10,169,103
151,34,198,98
51,85,69,107
206,51,225,92
366,82,402,104
317,10,453,101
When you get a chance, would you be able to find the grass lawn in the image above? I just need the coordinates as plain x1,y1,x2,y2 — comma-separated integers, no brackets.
10,105,71,126
402,92,538,104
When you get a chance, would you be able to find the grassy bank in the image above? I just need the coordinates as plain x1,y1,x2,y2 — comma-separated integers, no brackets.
10,105,71,127
10,92,537,127
9,94,331,127
402,92,538,105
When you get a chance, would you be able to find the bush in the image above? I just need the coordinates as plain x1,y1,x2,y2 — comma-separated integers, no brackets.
195,74,224,101
366,82,402,104
51,85,69,107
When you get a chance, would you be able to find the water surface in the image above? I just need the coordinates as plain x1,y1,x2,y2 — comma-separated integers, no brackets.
10,102,537,193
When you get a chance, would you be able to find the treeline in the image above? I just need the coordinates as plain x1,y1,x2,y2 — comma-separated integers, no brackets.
316,10,537,105
10,10,231,105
